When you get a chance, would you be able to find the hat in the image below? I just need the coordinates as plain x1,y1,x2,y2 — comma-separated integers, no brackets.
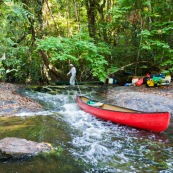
69,64,74,67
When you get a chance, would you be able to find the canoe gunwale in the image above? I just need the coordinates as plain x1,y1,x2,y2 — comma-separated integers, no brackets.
76,94,171,132
78,95,169,114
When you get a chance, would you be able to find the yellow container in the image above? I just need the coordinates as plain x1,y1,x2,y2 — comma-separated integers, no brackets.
147,79,154,87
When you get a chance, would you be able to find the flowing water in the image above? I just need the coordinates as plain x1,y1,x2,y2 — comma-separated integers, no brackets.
0,85,173,173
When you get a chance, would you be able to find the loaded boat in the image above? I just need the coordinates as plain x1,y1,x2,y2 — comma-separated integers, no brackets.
76,95,170,132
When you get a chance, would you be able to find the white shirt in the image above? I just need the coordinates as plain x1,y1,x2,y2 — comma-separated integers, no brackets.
68,67,76,76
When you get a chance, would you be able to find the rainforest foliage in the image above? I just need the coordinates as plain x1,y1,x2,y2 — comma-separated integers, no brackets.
0,0,173,84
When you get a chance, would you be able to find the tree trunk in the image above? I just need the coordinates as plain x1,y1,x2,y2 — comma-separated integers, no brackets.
39,50,60,81
135,18,143,75
85,0,97,39
45,0,60,36
73,0,80,31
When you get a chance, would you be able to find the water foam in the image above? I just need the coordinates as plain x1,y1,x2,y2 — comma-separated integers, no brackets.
22,91,132,171
21,90,170,173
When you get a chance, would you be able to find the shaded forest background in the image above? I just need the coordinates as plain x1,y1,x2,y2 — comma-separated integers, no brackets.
0,0,173,84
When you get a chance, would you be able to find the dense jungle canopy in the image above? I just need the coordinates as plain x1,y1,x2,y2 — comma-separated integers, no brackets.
0,0,173,84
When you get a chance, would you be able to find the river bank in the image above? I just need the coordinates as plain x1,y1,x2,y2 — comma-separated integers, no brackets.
0,82,43,116
106,83,173,114
0,82,173,116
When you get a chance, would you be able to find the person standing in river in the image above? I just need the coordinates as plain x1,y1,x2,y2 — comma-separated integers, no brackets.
67,64,76,86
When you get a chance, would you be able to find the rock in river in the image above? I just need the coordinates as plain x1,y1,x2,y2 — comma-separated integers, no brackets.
0,137,53,160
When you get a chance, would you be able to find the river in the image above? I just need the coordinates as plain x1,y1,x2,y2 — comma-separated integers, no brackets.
0,85,172,173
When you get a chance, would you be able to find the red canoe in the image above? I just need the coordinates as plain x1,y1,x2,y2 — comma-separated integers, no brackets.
76,95,170,132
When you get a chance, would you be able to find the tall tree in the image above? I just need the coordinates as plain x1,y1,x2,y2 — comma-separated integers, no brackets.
85,0,97,39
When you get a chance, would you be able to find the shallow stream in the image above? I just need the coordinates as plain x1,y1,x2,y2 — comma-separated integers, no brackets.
0,85,172,173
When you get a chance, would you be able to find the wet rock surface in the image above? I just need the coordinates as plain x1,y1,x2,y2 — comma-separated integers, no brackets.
0,137,52,160
1,82,173,116
0,82,43,116
106,84,173,114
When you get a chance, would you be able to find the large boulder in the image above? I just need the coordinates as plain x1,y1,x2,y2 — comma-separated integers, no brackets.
0,137,53,160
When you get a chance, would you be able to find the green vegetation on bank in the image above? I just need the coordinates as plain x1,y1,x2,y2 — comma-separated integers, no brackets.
0,0,173,84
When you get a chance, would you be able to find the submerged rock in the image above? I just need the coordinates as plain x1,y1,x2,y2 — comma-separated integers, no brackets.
0,137,53,160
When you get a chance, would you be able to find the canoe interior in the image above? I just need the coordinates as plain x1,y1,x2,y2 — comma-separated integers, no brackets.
80,96,137,113
77,95,171,132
